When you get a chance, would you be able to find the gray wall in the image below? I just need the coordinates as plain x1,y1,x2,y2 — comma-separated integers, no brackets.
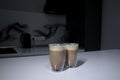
0,0,45,13
101,0,120,49
0,10,66,47
0,0,66,47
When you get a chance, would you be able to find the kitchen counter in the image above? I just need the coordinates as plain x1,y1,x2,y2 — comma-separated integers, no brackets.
0,46,84,58
0,49,120,80
0,46,49,58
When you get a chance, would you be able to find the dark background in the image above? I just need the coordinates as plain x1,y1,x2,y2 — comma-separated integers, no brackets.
44,0,102,51
0,0,120,50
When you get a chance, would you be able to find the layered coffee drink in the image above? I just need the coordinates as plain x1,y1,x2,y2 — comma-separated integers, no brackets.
49,44,66,71
63,43,78,67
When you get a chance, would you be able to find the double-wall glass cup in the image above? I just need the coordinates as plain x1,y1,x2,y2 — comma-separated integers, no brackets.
49,44,66,71
63,43,78,68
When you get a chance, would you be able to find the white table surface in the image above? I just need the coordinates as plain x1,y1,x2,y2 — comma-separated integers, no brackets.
0,49,120,80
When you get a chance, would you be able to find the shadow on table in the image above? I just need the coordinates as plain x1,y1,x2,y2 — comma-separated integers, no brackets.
76,59,86,67
63,59,86,71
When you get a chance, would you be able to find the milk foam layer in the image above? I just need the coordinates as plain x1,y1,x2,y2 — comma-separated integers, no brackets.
64,43,78,50
49,44,64,51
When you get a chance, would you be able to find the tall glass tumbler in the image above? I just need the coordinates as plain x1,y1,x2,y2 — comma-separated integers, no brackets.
49,44,66,71
63,43,78,68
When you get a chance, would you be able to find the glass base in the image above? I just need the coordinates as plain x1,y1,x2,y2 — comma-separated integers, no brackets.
65,64,76,68
52,68,64,72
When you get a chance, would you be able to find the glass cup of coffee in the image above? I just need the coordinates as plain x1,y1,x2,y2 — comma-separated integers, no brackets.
49,43,66,71
63,43,78,68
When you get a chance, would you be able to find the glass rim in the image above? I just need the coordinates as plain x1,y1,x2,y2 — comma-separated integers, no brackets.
49,43,62,47
63,43,78,46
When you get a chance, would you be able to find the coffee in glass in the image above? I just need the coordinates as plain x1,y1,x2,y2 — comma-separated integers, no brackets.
63,43,78,68
49,44,66,71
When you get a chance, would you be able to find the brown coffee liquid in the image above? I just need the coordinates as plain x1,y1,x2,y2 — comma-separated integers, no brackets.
50,50,65,71
66,50,77,67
